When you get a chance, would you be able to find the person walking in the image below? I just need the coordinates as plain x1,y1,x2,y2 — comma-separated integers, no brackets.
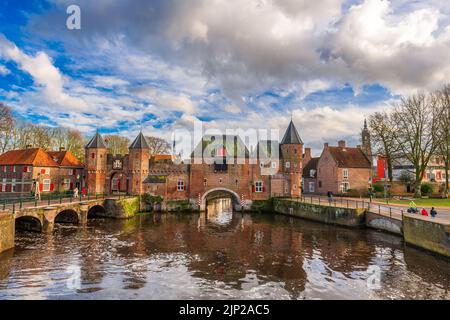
73,187,79,199
327,191,333,205
430,207,437,218
421,208,428,216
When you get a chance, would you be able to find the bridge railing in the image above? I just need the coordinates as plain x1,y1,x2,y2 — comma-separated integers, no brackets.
1,192,133,214
285,195,405,220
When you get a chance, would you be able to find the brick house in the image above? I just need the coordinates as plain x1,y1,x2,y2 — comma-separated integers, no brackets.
316,140,371,195
0,147,84,199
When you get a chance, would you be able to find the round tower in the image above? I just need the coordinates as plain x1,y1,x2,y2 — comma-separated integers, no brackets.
85,132,108,195
128,132,150,195
280,119,304,197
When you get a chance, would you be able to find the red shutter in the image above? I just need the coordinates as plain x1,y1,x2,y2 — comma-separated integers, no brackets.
263,186,266,192
91,153,95,159
70,182,74,190
41,169,46,174
252,185,255,192
23,166,27,173
39,183,43,192
50,183,54,191
184,185,187,191
6,185,11,192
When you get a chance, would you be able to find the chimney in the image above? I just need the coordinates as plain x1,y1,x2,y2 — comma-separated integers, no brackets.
324,142,329,149
338,140,346,148
304,147,311,159
59,147,66,151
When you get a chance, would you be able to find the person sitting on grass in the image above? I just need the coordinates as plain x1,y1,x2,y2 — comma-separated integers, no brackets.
430,207,437,218
421,208,428,216
407,201,418,214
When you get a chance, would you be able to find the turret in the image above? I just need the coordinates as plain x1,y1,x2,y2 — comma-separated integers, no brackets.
128,132,150,194
280,119,303,197
361,119,372,161
85,132,108,194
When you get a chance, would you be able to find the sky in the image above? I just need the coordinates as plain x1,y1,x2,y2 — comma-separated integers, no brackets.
0,0,449,156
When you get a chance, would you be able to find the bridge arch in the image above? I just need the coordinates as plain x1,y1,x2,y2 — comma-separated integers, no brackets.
55,209,79,224
15,215,42,232
201,188,241,211
88,205,106,218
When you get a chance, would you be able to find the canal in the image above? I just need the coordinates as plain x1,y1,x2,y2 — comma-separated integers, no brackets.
0,198,449,299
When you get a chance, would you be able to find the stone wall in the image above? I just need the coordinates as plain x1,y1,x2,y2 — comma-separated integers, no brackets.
273,198,366,227
103,197,140,219
365,211,403,235
0,212,14,254
403,214,450,258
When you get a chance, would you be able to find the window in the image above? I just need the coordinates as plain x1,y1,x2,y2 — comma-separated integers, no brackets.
318,181,322,188
13,166,16,173
309,169,316,178
341,182,350,193
0,184,3,192
203,178,207,186
343,168,349,179
285,161,290,169
255,181,263,192
11,180,16,192
43,179,51,192
63,179,71,190
219,178,222,184
91,153,95,159
2,166,5,173
309,182,315,193
41,168,50,175
177,180,185,192
23,166,31,173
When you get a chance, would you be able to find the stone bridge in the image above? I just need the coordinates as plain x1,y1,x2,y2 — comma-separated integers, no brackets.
0,196,141,254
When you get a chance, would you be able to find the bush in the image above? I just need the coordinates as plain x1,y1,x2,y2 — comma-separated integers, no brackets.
373,184,384,193
421,183,433,195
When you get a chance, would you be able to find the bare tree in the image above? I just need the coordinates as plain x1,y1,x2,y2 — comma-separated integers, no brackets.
368,112,399,182
104,134,130,155
391,93,440,197
146,136,170,155
434,84,450,194
0,103,14,153
66,129,86,161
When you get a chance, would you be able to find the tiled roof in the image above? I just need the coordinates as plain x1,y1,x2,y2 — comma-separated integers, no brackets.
153,154,172,161
0,148,59,167
86,132,107,149
129,132,150,149
302,157,319,177
47,150,84,167
327,147,371,168
281,120,303,144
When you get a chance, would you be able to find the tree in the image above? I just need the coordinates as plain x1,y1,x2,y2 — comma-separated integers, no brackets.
368,112,399,182
146,136,170,155
66,129,86,161
104,134,130,155
0,103,14,153
434,84,450,194
390,93,440,197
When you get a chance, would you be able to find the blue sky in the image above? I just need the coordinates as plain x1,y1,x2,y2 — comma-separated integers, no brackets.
0,0,449,155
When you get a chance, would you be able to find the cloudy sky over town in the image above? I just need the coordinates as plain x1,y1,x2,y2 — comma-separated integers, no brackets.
0,0,449,154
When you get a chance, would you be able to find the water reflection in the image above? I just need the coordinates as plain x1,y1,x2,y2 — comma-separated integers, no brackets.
0,209,449,300
206,198,233,226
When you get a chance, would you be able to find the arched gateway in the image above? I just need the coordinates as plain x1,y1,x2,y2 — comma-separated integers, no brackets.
200,188,242,212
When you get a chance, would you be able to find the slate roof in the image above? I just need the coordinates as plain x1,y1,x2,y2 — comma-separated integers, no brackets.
302,157,319,177
129,132,150,149
281,120,303,144
0,148,59,167
47,150,84,167
190,135,250,159
86,132,107,149
327,147,371,168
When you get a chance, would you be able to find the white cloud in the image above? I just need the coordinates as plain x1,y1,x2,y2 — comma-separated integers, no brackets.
0,64,9,75
0,35,89,112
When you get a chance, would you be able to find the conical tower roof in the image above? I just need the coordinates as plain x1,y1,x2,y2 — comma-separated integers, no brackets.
281,120,303,144
86,132,107,149
129,132,150,149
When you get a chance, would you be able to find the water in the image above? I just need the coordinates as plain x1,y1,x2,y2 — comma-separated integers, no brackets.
0,198,449,300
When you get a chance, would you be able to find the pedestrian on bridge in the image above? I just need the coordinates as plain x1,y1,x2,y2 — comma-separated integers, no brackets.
327,191,333,204
408,201,418,214
73,187,79,199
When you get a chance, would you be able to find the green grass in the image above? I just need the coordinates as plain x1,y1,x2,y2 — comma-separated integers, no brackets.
378,198,450,207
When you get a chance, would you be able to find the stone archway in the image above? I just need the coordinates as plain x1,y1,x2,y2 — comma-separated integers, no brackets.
15,215,42,232
109,171,128,195
87,205,107,218
200,188,241,211
55,209,79,224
